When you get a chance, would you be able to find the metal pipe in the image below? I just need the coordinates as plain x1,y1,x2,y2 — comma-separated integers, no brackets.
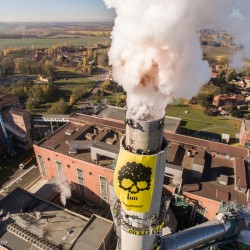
161,220,231,250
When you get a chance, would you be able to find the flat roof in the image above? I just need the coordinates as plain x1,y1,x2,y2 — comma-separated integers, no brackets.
0,188,88,250
181,155,248,205
97,106,181,133
0,188,114,250
165,132,248,158
9,107,30,116
35,114,249,205
72,215,113,250
98,105,127,122
37,120,123,170
0,94,19,107
245,120,250,132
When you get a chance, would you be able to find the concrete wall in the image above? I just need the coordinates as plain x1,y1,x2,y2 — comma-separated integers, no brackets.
33,145,114,206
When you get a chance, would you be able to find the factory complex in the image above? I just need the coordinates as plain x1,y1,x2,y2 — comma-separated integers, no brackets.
32,112,250,249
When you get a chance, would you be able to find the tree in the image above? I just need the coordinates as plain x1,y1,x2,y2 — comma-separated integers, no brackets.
226,69,236,82
116,95,126,107
1,57,15,75
204,108,214,116
47,98,68,114
232,110,243,118
26,98,39,111
97,50,109,67
30,85,45,103
44,63,55,77
69,96,75,106
100,80,111,91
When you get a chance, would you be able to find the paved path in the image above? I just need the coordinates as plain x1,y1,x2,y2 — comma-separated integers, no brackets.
0,166,41,196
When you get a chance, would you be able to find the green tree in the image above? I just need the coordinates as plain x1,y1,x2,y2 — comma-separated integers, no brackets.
97,50,109,67
1,57,15,75
26,98,39,111
69,96,75,106
100,80,111,91
116,95,126,107
47,98,68,114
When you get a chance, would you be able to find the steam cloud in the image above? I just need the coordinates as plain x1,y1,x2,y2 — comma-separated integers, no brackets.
55,171,71,206
104,0,250,120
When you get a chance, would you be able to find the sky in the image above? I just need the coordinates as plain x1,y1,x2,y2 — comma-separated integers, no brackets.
0,0,116,22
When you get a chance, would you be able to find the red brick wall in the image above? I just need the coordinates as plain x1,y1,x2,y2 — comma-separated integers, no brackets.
34,144,222,217
33,145,114,206
239,120,250,146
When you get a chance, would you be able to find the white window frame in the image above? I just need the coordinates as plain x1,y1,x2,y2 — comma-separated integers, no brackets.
37,154,47,177
76,168,86,198
99,175,108,205
55,160,63,172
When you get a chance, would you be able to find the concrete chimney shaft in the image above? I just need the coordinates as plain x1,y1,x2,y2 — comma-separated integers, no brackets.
114,117,167,250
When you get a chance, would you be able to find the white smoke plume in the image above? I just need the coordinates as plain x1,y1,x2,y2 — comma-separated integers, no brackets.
55,171,71,206
104,0,250,120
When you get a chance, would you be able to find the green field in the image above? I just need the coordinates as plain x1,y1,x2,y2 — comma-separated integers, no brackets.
0,36,110,49
202,45,250,69
202,45,236,59
54,77,96,92
166,104,241,142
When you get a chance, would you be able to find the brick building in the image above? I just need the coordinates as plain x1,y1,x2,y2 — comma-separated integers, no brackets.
34,114,250,220
33,114,123,207
3,108,33,149
213,94,245,108
0,95,32,150
0,94,20,110
239,119,250,147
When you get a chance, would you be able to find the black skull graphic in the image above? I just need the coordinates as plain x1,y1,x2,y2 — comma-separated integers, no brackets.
118,162,152,194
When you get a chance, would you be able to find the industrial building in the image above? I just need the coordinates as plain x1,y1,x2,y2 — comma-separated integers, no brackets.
240,119,250,146
0,95,33,158
33,113,249,225
0,187,115,250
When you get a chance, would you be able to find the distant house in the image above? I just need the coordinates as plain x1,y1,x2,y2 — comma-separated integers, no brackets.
237,104,248,111
213,94,245,107
38,75,51,83
239,119,250,146
246,96,250,104
221,133,230,144
244,76,250,83
211,72,218,78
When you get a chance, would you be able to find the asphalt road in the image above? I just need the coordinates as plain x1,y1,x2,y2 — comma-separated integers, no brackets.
0,166,41,197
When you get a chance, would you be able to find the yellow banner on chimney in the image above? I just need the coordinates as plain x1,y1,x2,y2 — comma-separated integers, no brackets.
114,148,157,213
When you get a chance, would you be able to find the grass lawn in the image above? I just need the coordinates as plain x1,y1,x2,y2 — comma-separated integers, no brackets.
55,67,84,79
55,77,96,89
202,45,250,69
92,91,124,106
166,104,241,142
32,66,97,114
202,45,236,59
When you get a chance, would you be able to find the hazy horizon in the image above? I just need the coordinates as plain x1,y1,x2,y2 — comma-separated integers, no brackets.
0,0,116,22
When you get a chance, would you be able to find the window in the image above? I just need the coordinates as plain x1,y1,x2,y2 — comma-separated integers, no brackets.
76,168,85,198
99,176,108,205
37,155,47,177
56,161,63,172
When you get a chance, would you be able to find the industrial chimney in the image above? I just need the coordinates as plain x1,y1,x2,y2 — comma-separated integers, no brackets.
113,116,167,250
